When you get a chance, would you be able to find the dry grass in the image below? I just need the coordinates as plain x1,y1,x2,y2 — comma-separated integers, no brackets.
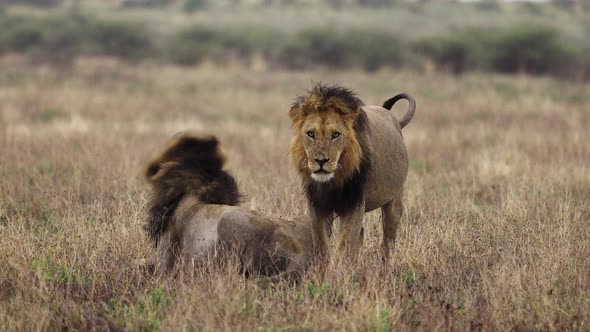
0,56,589,330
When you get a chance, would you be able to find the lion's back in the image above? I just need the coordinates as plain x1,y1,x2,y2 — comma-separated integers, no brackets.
363,105,409,211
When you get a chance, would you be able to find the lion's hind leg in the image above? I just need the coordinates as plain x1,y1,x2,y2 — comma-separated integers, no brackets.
381,191,403,261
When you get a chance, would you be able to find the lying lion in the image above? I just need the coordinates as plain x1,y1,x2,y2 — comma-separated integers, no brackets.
143,134,312,279
288,83,416,260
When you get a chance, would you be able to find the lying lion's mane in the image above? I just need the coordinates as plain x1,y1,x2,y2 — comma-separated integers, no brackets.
144,136,241,246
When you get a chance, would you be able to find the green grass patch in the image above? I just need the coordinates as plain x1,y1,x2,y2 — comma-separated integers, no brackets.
369,304,393,332
105,287,173,331
31,256,91,287
307,281,345,306
35,108,68,123
410,160,433,174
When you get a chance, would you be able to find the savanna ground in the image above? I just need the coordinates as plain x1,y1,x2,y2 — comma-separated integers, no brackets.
0,56,589,330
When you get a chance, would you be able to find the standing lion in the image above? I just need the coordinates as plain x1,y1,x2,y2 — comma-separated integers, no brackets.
144,134,312,279
288,83,416,260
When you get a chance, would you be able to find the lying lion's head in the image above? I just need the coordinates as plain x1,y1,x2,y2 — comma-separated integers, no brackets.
289,84,368,186
144,134,240,244
146,134,225,191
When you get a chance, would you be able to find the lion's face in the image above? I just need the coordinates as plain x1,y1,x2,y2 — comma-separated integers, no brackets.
296,109,354,183
289,84,366,186
290,107,364,186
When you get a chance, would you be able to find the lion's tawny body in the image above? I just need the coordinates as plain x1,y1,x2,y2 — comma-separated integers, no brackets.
154,200,312,278
362,105,408,212
288,84,416,261
144,134,312,279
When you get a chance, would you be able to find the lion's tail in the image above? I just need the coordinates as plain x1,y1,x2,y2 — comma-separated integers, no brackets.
382,93,416,129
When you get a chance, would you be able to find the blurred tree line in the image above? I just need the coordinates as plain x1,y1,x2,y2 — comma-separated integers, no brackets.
6,0,588,12
0,1,588,80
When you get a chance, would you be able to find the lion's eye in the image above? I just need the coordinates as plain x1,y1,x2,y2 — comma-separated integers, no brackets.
306,131,315,138
332,132,341,139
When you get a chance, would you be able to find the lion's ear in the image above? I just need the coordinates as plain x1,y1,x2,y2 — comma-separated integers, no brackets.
145,161,178,182
330,98,362,117
289,103,303,121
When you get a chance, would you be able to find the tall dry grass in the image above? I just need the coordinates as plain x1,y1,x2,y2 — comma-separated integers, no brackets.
0,56,589,330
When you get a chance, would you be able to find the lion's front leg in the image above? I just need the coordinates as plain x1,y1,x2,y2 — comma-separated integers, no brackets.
336,201,366,260
310,209,331,260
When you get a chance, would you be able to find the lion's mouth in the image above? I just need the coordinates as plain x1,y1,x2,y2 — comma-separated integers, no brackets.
311,170,334,183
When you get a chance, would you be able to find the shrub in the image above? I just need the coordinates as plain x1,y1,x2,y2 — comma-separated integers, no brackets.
552,0,578,10
0,16,45,53
0,14,155,63
278,28,349,69
85,20,155,60
357,0,395,7
415,25,582,76
0,13,586,80
327,0,346,8
4,0,63,7
485,26,581,75
166,25,281,65
348,30,409,71
414,29,488,75
121,0,174,8
183,0,208,13
36,16,90,62
278,28,408,71
166,27,222,65
474,0,503,11
0,15,85,63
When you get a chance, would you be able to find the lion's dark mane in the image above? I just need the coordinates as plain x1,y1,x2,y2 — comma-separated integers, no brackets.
144,136,241,246
299,85,372,218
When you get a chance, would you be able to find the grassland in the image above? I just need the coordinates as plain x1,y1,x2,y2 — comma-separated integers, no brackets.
0,56,589,330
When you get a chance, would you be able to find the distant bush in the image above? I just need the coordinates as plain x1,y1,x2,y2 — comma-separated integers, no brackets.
167,25,281,65
0,16,45,53
517,2,547,15
84,20,155,60
121,0,174,8
169,25,406,70
166,27,225,65
552,0,578,10
415,25,582,76
35,16,89,62
183,0,208,13
278,28,409,71
4,0,63,7
356,0,395,7
0,15,82,63
474,0,502,11
485,26,581,75
0,12,586,80
414,29,488,75
0,14,155,63
326,0,346,8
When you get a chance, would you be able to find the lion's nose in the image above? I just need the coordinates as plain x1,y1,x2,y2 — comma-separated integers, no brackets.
314,158,330,167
